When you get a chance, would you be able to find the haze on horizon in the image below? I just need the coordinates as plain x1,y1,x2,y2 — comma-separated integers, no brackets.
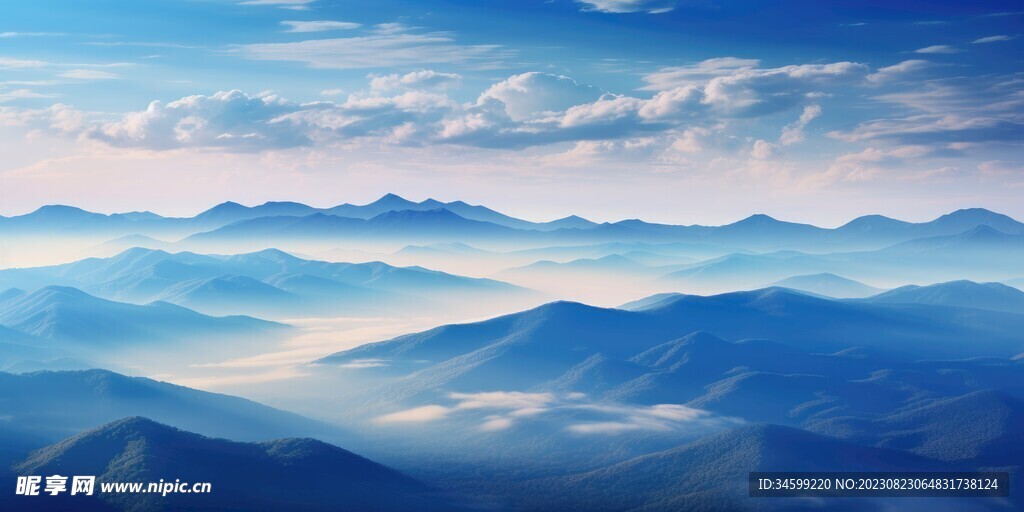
1,1,1022,225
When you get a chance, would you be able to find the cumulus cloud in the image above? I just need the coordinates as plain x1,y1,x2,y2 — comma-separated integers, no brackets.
641,59,867,119
779,104,821,146
7,58,877,153
370,70,461,92
281,20,361,33
478,72,602,121
671,127,712,153
0,103,86,133
88,90,308,151
750,139,776,159
577,0,676,14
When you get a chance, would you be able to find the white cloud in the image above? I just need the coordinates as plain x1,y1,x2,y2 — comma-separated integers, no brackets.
370,70,461,92
450,391,556,411
671,127,711,153
373,390,720,435
0,57,48,69
88,90,307,151
567,421,648,434
645,404,708,421
320,88,345,97
866,60,931,83
0,103,85,133
338,358,389,368
480,416,514,431
808,145,939,187
238,0,313,10
779,104,821,146
376,405,452,423
478,72,602,121
231,32,510,70
281,20,361,33
0,32,64,38
577,0,675,14
8,58,877,153
567,403,712,434
914,45,962,54
0,89,58,103
750,139,776,159
58,69,120,80
641,60,867,119
373,23,410,35
641,57,761,91
971,35,1018,44
829,75,1024,148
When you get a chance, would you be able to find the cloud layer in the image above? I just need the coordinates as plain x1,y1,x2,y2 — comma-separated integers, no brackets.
373,390,726,435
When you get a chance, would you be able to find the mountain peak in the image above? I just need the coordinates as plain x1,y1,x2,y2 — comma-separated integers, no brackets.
929,208,1023,234
26,205,93,218
736,213,778,224
368,193,415,207
207,201,245,211
958,224,1008,240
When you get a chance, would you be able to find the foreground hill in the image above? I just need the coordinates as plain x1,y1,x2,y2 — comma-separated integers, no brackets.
4,417,456,512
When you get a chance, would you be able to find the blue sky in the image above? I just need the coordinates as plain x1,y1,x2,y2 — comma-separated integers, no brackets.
0,0,1022,225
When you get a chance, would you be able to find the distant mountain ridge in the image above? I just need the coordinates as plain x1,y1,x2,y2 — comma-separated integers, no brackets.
3,196,1021,252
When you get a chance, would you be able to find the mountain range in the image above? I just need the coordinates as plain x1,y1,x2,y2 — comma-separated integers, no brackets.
317,286,1024,510
4,196,1023,254
0,247,538,319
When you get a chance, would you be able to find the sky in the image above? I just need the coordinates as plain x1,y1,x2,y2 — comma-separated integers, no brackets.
0,0,1022,226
